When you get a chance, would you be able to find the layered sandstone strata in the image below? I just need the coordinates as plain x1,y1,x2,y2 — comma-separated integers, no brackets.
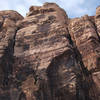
0,3,100,100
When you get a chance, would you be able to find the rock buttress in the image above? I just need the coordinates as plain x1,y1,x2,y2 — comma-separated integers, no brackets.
68,14,100,99
0,10,23,100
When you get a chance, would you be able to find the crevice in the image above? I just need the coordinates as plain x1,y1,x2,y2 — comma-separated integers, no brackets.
89,18,100,42
66,28,97,100
46,29,95,100
46,50,77,100
19,92,27,100
0,26,21,88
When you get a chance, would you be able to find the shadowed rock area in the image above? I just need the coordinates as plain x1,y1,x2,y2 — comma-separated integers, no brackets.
0,2,100,100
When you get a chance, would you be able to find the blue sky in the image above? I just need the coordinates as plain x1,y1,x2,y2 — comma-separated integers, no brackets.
0,0,100,18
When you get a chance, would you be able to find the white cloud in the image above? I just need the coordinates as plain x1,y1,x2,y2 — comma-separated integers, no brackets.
15,4,28,16
56,0,87,17
0,0,100,17
38,0,88,17
0,0,42,16
0,0,11,10
59,0,85,7
24,0,42,6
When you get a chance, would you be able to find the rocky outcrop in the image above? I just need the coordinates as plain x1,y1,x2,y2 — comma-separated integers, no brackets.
0,2,100,100
0,10,23,99
68,15,100,100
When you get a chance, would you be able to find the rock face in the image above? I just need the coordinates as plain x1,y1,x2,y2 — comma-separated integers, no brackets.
0,3,100,100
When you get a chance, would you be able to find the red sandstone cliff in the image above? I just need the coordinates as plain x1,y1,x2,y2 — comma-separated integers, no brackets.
0,3,100,100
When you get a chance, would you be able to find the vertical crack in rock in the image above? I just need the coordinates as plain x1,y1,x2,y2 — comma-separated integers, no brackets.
89,16,100,42
95,6,100,39
68,15,100,100
46,28,95,100
0,10,23,100
66,33,89,100
67,33,95,100
93,22,100,42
